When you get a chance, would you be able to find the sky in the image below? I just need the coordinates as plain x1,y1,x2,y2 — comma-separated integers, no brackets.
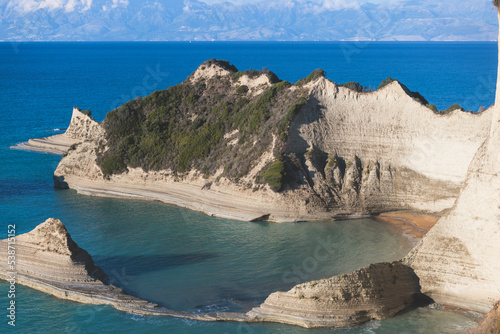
200,0,396,4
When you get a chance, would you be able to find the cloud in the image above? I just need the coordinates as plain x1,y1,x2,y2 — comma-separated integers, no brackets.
8,0,93,13
111,0,128,9
319,0,360,11
263,0,360,13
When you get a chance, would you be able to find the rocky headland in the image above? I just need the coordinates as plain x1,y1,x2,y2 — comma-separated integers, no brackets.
15,59,489,222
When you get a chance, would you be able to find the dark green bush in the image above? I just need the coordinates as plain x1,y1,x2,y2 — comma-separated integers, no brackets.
296,69,326,86
378,77,396,89
260,159,285,191
204,59,238,73
426,104,438,113
437,104,465,115
342,82,365,93
237,85,249,94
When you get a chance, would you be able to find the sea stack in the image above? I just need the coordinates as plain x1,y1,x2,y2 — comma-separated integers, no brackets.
247,262,421,328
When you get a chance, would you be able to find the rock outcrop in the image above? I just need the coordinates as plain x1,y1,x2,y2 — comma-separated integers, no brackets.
4,219,424,328
0,218,160,312
472,301,500,334
404,110,500,312
65,107,105,141
47,62,493,222
0,222,423,329
0,219,257,322
247,262,421,328
290,78,492,215
11,107,102,155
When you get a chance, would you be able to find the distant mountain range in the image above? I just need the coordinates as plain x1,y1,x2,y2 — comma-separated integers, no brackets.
0,0,497,41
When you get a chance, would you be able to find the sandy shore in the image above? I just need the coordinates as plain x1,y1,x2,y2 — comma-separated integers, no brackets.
374,212,439,240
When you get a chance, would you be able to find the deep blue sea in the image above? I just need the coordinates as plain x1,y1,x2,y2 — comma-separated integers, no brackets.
0,42,494,333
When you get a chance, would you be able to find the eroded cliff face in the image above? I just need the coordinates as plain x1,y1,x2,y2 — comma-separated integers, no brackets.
65,107,105,141
285,78,492,215
53,62,492,221
404,113,500,312
247,262,421,328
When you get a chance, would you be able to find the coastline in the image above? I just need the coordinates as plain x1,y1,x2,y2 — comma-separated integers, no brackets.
374,212,439,241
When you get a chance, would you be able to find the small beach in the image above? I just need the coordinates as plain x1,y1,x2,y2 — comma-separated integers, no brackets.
375,212,440,240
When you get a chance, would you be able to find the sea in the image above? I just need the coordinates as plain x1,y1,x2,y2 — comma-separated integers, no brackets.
0,41,495,333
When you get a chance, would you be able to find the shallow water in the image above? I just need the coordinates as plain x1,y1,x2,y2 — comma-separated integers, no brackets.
0,41,491,333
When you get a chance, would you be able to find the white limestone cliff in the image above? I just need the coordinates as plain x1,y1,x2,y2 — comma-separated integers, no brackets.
49,65,493,222
247,262,421,328
404,111,500,312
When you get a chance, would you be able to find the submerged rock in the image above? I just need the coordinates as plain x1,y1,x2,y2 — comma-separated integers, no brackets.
248,262,421,328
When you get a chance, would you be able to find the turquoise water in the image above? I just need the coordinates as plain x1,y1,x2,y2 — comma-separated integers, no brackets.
0,42,491,333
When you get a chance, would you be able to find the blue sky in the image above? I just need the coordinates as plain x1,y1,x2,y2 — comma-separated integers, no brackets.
201,0,396,4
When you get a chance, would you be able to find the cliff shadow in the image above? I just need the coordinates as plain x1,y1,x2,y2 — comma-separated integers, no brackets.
92,253,218,285
53,175,69,189
285,95,325,157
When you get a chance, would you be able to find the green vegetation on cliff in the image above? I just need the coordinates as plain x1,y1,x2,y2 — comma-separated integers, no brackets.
95,60,457,192
258,159,286,192
97,60,309,190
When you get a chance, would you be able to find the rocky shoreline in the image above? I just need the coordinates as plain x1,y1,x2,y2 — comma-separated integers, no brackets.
1,219,428,328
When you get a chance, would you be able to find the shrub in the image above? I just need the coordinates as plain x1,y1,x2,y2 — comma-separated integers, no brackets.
378,77,396,89
342,82,365,93
296,69,326,86
80,109,92,117
442,104,464,114
259,159,286,192
277,97,307,141
204,59,238,73
232,71,244,80
237,85,249,94
100,151,128,176
426,104,438,113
